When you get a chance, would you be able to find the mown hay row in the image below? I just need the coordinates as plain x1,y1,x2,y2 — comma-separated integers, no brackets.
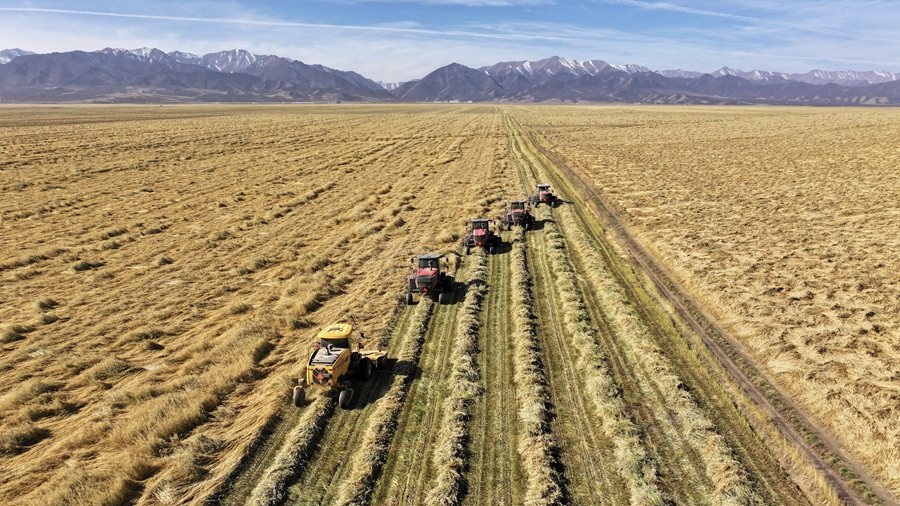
509,228,565,505
333,298,434,506
425,252,488,506
247,395,336,506
554,203,754,505
536,205,664,506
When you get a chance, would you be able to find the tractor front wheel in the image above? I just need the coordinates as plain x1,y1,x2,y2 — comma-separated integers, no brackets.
292,386,304,407
438,291,448,304
465,246,470,255
489,245,496,255
406,292,414,305
338,389,354,409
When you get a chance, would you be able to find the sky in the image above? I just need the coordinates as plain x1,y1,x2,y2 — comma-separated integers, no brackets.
0,1,898,82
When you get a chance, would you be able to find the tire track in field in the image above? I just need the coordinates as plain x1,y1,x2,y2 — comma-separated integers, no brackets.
526,224,626,506
370,272,468,506
462,242,523,506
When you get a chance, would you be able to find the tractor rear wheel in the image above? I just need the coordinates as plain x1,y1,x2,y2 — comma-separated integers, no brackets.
438,291,448,304
406,292,414,305
292,386,304,407
338,389,353,409
489,245,497,255
360,358,373,380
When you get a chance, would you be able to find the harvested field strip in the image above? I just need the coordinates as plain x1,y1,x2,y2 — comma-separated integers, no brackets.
505,227,564,505
507,113,814,504
528,213,628,504
510,118,728,502
332,300,437,506
462,242,527,506
218,301,418,505
283,298,435,506
528,203,661,506
508,114,657,505
370,268,470,506
245,395,336,506
426,251,488,506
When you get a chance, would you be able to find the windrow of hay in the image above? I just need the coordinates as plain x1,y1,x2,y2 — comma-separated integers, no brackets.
536,205,664,506
509,228,564,505
247,394,335,506
554,202,754,505
333,299,434,506
425,252,488,506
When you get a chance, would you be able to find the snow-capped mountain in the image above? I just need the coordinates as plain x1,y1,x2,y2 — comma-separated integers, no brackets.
96,47,172,64
167,50,202,65
658,69,704,79
0,47,392,102
706,66,899,86
481,56,650,81
378,81,407,91
0,48,35,64
202,49,257,73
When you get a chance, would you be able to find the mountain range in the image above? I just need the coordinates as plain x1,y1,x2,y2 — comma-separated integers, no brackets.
1,48,898,105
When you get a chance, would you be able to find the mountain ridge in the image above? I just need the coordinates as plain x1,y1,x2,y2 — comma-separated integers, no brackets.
1,48,899,104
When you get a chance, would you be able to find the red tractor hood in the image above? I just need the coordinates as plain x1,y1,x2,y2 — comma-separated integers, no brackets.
474,228,488,236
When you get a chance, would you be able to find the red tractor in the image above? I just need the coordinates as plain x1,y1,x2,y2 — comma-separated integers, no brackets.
461,218,500,255
406,253,454,305
500,200,534,230
530,184,559,207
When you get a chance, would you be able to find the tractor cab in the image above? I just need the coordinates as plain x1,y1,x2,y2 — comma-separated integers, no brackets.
407,254,453,305
462,218,499,254
317,322,352,351
471,219,490,236
532,184,557,206
501,200,534,230
417,255,441,270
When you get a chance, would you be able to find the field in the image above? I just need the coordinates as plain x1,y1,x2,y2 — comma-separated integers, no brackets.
0,104,895,505
515,105,900,497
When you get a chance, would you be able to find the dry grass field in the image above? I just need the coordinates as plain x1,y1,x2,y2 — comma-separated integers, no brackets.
516,105,900,495
0,104,514,504
0,104,895,506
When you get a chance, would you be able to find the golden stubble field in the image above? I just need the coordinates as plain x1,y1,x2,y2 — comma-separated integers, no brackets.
516,105,900,493
0,104,516,504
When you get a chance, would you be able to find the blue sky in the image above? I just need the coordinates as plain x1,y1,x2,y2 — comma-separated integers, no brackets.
1,1,898,81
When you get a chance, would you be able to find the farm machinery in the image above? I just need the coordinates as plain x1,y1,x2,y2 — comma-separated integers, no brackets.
500,200,534,230
461,218,500,255
530,184,559,207
293,323,387,409
406,253,455,305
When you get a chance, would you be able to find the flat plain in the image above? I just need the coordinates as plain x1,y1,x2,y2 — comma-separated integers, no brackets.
0,104,896,506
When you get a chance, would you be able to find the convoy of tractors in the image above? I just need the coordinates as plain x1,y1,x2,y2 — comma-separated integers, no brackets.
294,184,559,409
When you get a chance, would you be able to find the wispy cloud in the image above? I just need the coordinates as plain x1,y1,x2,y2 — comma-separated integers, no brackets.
0,7,570,42
596,0,755,21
